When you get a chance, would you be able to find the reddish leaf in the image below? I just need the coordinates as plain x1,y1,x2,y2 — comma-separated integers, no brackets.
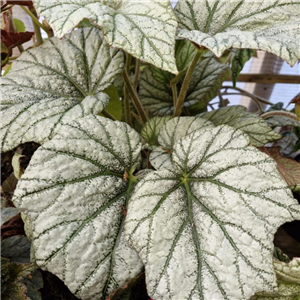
1,29,33,49
290,92,300,104
5,1,33,7
259,147,300,190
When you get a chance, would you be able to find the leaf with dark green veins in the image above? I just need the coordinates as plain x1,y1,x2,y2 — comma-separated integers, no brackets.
150,39,197,85
33,0,178,74
175,0,300,66
231,49,255,87
139,56,230,116
1,28,124,152
262,113,300,128
198,105,282,146
125,123,300,300
259,147,300,191
12,116,144,300
149,116,214,170
141,116,172,148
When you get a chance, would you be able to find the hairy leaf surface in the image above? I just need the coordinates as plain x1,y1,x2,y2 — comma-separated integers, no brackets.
198,106,281,146
175,0,300,66
12,116,143,300
1,28,124,152
33,0,178,73
139,57,229,115
125,124,300,300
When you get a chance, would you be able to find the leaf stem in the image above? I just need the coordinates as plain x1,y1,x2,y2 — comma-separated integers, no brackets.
1,4,14,12
171,82,178,107
20,5,47,32
173,49,202,117
122,69,147,125
221,86,273,105
124,54,132,126
133,59,140,89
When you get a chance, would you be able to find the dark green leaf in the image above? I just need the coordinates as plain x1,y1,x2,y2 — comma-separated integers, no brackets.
231,49,255,87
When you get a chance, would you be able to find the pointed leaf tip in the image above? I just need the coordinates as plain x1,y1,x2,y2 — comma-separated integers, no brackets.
1,28,124,151
33,0,178,73
12,116,144,300
126,124,300,300
175,0,300,66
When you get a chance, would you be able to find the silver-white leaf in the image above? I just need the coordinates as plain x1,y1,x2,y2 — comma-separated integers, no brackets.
141,116,173,149
176,0,300,66
198,105,282,146
150,117,214,170
12,115,143,300
33,0,178,73
1,28,124,152
125,125,300,300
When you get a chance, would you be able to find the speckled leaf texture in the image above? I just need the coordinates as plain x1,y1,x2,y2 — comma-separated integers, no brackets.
150,117,214,170
33,0,178,74
260,147,300,192
12,116,144,300
141,116,172,149
150,39,197,85
264,115,300,128
125,124,300,300
1,27,124,152
198,105,281,146
139,56,229,115
175,0,300,66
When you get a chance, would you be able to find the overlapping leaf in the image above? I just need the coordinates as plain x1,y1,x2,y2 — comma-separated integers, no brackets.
175,0,300,66
149,117,214,170
139,56,229,115
263,113,300,128
1,29,34,49
231,49,255,87
259,147,300,191
12,116,144,300
198,105,281,146
251,258,300,300
150,39,197,85
125,124,300,300
33,0,178,73
1,27,124,152
141,116,172,148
